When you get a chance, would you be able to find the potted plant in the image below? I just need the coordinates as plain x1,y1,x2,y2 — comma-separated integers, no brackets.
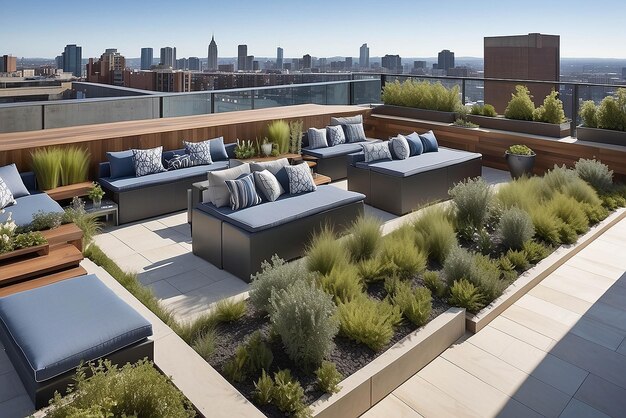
260,138,273,157
505,144,535,179
88,182,105,208
234,139,258,159
577,88,626,145
267,120,290,154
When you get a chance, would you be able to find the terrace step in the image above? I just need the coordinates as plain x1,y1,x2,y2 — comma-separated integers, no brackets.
41,223,83,251
0,266,87,297
0,244,84,286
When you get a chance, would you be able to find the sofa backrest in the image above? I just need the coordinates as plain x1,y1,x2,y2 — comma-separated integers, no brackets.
19,171,37,192
347,152,365,167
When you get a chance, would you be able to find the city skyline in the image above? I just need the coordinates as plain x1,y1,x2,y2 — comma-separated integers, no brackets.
2,0,626,59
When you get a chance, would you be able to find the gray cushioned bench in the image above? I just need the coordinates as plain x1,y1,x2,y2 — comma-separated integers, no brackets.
192,185,365,281
302,139,381,180
348,146,482,215
0,274,153,408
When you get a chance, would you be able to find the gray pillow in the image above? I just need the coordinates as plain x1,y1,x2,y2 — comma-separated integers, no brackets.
0,164,30,198
391,135,410,160
307,128,328,149
285,162,317,194
253,169,284,202
330,114,363,126
132,147,165,177
205,163,251,207
343,123,367,142
326,125,346,146
362,142,392,163
0,178,15,209
250,158,290,191
184,140,213,166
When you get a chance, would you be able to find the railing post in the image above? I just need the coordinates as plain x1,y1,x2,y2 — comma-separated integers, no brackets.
462,79,466,105
349,81,354,105
209,92,214,114
571,84,579,138
251,90,255,110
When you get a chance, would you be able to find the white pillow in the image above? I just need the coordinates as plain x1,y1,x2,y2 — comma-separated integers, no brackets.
253,169,284,202
361,142,392,163
391,135,410,160
285,163,317,194
132,147,165,177
307,128,328,149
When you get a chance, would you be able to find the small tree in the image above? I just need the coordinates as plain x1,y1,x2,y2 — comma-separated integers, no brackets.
504,85,535,121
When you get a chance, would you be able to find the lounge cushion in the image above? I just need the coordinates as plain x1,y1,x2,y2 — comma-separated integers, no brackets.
0,164,30,198
0,274,152,382
100,161,229,193
0,193,64,227
197,186,365,233
302,142,372,159
356,147,482,178
106,150,135,179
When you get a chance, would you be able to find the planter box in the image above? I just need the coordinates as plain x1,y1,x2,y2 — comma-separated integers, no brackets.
0,243,49,263
467,115,570,138
310,308,465,418
372,105,457,123
466,208,626,333
576,125,626,146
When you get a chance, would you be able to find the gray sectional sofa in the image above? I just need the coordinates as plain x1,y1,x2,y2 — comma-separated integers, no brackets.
98,142,235,224
348,145,482,215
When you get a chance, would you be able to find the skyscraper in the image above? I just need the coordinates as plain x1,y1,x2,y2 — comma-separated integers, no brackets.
381,54,402,74
238,45,247,71
359,43,369,69
188,57,200,71
140,48,153,70
302,54,312,70
62,44,82,77
160,47,176,69
246,55,254,72
276,47,284,70
0,55,17,73
207,35,218,71
437,50,455,74
484,33,560,112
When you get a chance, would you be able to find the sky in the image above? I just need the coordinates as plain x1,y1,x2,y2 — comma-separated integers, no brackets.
2,0,626,59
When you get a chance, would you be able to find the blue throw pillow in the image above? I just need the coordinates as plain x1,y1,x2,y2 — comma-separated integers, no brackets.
166,154,192,170
0,163,30,198
107,150,135,179
420,130,439,153
225,173,261,210
405,132,424,156
209,136,229,161
343,123,367,142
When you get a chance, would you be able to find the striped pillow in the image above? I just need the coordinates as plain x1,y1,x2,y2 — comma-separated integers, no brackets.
343,123,367,142
225,173,261,210
307,128,328,149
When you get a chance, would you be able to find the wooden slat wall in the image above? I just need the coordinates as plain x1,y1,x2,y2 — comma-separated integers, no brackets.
365,114,626,179
0,104,370,174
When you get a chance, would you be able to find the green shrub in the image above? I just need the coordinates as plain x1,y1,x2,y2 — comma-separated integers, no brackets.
496,176,544,211
318,263,363,304
391,282,432,326
249,255,315,313
192,329,217,359
562,177,602,207
442,246,474,285
175,312,217,345
523,240,551,264
505,249,530,270
470,254,507,301
449,279,485,314
28,210,64,231
449,177,493,230
575,159,613,192
422,270,447,298
579,100,598,128
413,206,457,264
315,361,343,394
453,118,479,128
596,96,624,131
12,231,47,250
253,370,274,405
60,146,90,186
504,85,535,121
532,90,566,124
270,281,338,368
338,296,402,351
470,103,497,117
381,79,461,111
63,205,102,249
289,119,304,154
508,144,534,156
267,120,291,154
542,165,578,195
497,207,535,250
476,228,494,255
498,256,518,282
549,193,589,234
306,226,349,276
377,233,427,279
555,218,579,244
530,209,561,245
223,331,273,382
357,257,387,283
214,298,246,323
30,147,63,190
47,359,194,418
345,216,382,262
581,202,609,223
223,346,249,383
273,369,310,417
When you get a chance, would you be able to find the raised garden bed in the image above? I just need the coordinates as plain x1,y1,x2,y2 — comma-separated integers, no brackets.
576,126,626,146
372,105,457,123
0,243,49,263
467,115,571,138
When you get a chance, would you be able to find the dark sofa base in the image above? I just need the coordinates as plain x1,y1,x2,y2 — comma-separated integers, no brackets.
314,155,350,180
192,201,364,281
348,157,482,215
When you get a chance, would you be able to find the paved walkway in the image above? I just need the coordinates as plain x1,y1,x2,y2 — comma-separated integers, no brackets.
364,217,626,418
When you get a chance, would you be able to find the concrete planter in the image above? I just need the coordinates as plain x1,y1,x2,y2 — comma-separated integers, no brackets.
373,105,457,123
310,308,465,418
576,125,626,146
467,115,570,138
505,151,536,179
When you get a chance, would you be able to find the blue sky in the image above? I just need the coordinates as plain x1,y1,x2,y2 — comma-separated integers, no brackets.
2,1,625,59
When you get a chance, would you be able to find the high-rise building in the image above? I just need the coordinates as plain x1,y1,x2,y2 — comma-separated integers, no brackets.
55,55,63,70
140,48,153,70
62,44,82,77
207,35,218,71
188,57,200,71
246,55,254,72
484,33,560,112
381,54,402,74
176,58,189,70
160,47,176,69
437,49,455,74
345,57,353,70
302,54,312,70
238,45,247,71
252,60,260,71
291,58,301,71
86,48,126,86
276,47,283,70
0,55,17,72
359,43,369,69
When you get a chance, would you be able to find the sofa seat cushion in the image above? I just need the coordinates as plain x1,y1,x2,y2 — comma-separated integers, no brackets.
356,147,482,178
100,161,229,193
0,193,64,227
197,185,365,233
0,274,152,382
302,140,380,159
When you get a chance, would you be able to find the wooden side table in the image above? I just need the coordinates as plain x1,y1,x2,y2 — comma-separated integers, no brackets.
45,182,93,201
313,173,331,186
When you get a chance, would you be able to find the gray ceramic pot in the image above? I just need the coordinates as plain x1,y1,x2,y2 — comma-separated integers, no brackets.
505,151,536,179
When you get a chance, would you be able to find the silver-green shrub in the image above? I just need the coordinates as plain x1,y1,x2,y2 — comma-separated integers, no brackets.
574,159,614,192
497,207,535,250
449,177,493,231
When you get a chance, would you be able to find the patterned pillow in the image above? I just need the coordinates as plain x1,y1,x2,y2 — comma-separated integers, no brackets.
420,130,439,153
307,128,328,149
253,169,284,202
166,154,192,170
225,173,261,210
326,125,346,146
285,162,317,194
0,178,15,209
390,135,410,160
132,147,165,177
205,163,251,207
343,123,367,142
183,140,213,166
362,142,392,163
